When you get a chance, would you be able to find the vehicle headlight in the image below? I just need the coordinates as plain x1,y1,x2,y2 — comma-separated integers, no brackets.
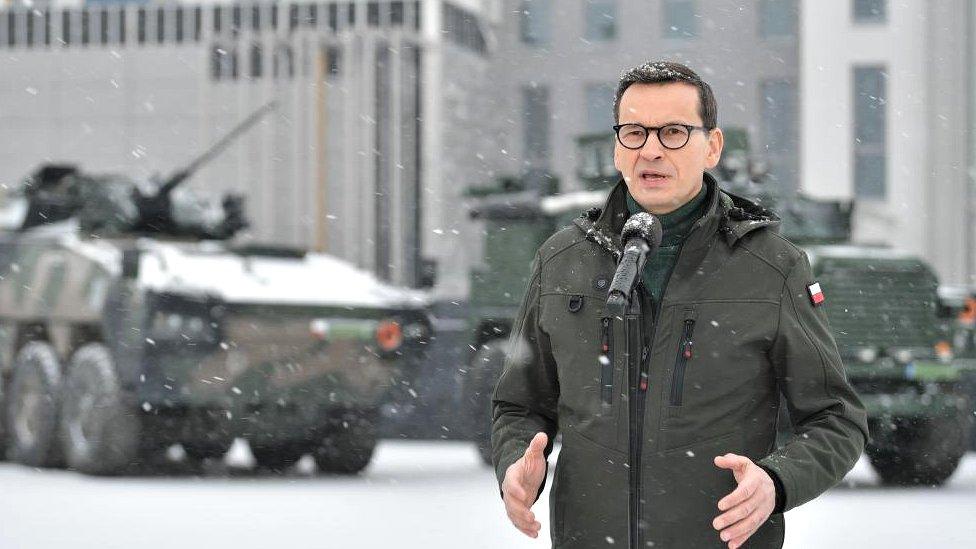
854,346,878,363
150,311,216,343
891,348,914,364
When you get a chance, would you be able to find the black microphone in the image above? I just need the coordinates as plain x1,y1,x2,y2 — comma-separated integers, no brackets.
606,212,663,316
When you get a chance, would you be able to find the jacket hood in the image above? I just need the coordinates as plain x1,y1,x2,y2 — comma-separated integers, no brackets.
573,172,780,260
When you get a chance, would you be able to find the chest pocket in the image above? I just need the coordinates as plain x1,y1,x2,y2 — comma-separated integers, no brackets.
540,291,625,450
662,301,779,445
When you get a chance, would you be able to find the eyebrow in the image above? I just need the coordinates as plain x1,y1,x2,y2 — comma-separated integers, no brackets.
618,120,695,127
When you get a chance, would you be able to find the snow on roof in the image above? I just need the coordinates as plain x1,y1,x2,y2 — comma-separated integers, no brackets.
804,244,919,262
539,190,607,216
137,240,429,309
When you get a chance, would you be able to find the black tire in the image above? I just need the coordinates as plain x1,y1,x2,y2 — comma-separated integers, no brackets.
313,409,378,474
867,402,972,486
182,438,233,462
5,341,63,467
250,439,306,473
466,339,507,466
59,343,156,475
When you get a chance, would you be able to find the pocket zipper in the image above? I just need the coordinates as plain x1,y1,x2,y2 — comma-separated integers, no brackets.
600,316,613,405
669,317,697,406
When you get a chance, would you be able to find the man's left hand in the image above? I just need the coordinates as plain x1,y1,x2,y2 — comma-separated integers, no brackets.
712,453,776,549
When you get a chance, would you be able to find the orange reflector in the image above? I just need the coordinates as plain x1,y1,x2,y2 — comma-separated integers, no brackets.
376,320,403,352
934,340,953,361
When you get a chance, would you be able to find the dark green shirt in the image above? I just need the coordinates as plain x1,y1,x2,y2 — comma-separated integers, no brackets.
625,181,709,304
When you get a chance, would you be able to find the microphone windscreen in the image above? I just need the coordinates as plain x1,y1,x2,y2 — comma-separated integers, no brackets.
621,212,663,249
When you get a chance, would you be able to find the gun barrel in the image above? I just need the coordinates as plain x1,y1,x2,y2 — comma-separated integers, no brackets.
159,100,278,195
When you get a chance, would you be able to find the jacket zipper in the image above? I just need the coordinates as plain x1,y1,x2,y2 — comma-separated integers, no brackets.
669,314,697,406
631,217,704,549
600,316,613,405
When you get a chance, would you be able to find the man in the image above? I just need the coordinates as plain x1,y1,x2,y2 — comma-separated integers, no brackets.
490,61,868,549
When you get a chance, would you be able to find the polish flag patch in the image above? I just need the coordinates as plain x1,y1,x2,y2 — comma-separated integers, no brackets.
807,282,825,306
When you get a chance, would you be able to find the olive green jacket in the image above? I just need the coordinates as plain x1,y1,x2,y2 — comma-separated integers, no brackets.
490,174,869,548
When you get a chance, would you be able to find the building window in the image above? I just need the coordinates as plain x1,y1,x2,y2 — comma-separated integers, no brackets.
328,3,338,31
44,10,51,46
193,7,201,41
583,0,616,41
853,66,887,199
213,5,222,33
138,8,146,43
100,8,109,45
289,4,299,30
118,8,126,44
853,0,886,23
251,5,261,31
442,3,486,55
62,10,71,45
391,1,404,26
519,0,550,46
273,44,294,78
522,84,551,165
82,9,90,46
175,7,184,43
250,43,262,78
584,82,615,133
156,7,164,43
26,10,36,47
663,0,697,38
759,0,796,37
367,1,380,27
306,4,318,27
325,45,341,79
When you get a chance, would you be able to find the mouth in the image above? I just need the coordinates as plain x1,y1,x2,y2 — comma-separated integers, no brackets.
638,169,670,184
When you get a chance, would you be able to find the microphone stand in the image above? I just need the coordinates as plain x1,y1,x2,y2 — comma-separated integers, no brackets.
622,281,643,549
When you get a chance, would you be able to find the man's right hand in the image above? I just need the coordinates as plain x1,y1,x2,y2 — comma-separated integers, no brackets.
501,431,548,538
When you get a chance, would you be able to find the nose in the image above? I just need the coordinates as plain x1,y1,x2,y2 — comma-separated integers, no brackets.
638,131,665,161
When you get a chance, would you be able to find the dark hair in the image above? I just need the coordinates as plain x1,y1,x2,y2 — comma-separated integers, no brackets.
612,61,718,129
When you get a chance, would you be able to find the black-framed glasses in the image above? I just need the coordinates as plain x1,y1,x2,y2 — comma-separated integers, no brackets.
612,123,710,150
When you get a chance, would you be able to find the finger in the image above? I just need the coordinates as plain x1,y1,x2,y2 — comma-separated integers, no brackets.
712,497,755,531
713,453,750,471
719,506,764,545
729,522,761,549
525,432,548,458
717,479,757,512
506,508,542,537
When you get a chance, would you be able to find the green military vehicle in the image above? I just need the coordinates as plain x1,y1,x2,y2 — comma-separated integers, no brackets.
461,131,973,486
0,105,430,475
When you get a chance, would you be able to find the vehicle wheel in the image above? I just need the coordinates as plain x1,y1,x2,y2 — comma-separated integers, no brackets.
182,437,233,462
313,409,378,474
466,339,507,466
59,343,157,475
5,341,63,467
250,439,306,473
867,402,972,486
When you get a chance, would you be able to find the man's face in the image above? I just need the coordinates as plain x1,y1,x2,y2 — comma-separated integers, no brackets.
613,82,724,215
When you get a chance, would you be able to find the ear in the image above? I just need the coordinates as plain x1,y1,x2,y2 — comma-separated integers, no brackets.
703,127,724,170
613,139,625,177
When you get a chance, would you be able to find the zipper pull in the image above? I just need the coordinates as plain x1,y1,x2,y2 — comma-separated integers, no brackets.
601,318,610,352
639,346,649,391
683,340,693,359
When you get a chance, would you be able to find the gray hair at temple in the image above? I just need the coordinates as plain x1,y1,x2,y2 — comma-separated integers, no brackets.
612,61,718,130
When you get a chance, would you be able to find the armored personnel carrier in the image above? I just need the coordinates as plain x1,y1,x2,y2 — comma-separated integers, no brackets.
461,130,972,486
0,104,430,475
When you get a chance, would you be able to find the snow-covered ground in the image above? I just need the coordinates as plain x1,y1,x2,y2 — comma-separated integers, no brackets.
0,441,973,548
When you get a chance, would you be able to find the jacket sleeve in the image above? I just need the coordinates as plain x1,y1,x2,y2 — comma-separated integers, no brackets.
757,251,869,512
490,250,560,503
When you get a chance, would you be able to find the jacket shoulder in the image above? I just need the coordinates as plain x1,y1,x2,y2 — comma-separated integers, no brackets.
736,229,807,279
536,223,588,263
